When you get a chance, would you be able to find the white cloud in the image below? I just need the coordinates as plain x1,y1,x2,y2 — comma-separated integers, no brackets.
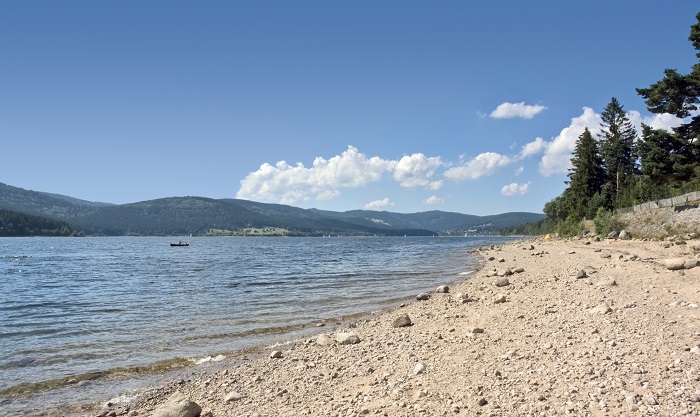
424,195,444,205
538,107,602,176
518,137,547,159
237,145,396,204
444,152,513,180
501,182,531,196
627,110,684,133
393,153,443,189
490,102,547,119
364,198,393,209
515,166,524,176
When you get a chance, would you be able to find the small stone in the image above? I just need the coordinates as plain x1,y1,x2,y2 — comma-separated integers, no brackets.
270,350,283,359
413,363,426,374
576,270,587,279
152,392,201,417
664,258,687,270
493,294,507,304
436,285,449,293
477,398,488,406
224,391,244,402
600,253,612,259
472,327,485,334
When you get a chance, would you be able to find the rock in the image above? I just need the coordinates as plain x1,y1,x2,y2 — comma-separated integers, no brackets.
392,314,412,328
435,285,449,293
151,392,201,417
589,302,612,315
684,259,699,269
607,231,619,239
454,293,473,303
494,277,510,287
413,363,426,374
493,294,507,304
270,350,283,359
335,332,361,345
496,268,513,277
472,327,485,334
224,391,244,402
619,230,631,240
600,252,612,259
316,334,334,346
416,293,431,301
513,267,525,273
596,278,617,287
664,258,688,270
575,270,588,279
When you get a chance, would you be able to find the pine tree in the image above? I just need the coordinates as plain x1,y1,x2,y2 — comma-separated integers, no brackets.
566,128,605,220
637,124,694,194
598,97,638,206
637,12,700,173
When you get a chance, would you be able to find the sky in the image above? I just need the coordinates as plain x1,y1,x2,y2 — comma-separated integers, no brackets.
1,1,697,216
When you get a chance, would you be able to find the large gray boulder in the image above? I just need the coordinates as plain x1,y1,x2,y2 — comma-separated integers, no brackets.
151,392,201,417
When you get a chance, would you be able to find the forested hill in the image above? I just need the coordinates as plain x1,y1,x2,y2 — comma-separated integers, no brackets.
0,209,78,237
0,182,544,236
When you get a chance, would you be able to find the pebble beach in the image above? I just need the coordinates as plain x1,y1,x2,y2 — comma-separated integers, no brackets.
59,235,700,416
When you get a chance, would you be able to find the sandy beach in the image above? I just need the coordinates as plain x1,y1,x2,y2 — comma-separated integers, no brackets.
71,235,700,416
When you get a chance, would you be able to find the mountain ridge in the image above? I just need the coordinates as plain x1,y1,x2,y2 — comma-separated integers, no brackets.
0,182,545,236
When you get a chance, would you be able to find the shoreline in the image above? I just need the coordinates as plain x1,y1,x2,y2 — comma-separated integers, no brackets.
3,241,491,417
18,235,700,416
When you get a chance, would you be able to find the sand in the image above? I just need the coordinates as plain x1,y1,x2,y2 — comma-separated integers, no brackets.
72,236,700,416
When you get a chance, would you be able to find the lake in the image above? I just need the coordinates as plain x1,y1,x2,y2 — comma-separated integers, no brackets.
0,235,517,414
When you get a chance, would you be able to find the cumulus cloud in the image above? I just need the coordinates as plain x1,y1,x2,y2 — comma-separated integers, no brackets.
538,107,602,176
443,152,513,180
490,102,547,119
237,146,396,204
393,153,443,189
518,137,547,159
424,195,444,205
364,198,393,209
501,182,531,196
627,110,684,133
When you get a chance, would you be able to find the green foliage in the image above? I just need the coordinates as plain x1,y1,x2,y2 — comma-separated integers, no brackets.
593,207,626,236
555,216,583,238
0,209,79,236
598,97,638,203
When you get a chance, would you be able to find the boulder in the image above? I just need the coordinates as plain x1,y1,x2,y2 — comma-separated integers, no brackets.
684,259,699,269
589,302,613,315
664,258,688,270
316,334,334,346
151,392,201,417
335,332,361,345
435,285,449,293
619,230,631,240
416,293,431,301
494,277,510,287
575,270,587,279
392,314,412,328
607,231,620,239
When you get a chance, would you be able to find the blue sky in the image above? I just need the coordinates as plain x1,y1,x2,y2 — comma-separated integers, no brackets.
1,1,697,215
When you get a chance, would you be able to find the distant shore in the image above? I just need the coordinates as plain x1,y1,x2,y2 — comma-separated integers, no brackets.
26,235,700,416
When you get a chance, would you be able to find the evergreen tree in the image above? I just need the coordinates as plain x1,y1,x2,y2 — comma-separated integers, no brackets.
566,128,605,220
637,12,700,171
598,97,638,206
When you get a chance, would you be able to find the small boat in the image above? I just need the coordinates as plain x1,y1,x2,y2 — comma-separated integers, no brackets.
170,241,189,247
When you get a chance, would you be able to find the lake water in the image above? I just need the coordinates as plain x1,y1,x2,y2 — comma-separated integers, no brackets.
0,235,516,414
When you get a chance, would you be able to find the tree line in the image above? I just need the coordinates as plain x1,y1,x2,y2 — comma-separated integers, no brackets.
543,11,700,236
0,209,79,237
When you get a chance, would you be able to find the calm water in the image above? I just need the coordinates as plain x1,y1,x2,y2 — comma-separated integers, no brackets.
0,236,515,413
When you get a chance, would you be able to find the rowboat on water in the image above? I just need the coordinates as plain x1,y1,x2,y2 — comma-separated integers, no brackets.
170,241,189,247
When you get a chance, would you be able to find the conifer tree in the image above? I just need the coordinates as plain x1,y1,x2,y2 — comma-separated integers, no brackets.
566,128,605,220
637,12,700,173
598,97,638,206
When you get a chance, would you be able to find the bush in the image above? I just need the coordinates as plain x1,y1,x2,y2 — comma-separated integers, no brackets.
593,207,626,236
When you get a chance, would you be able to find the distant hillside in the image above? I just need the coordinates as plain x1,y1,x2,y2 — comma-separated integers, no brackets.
0,209,78,237
0,181,545,236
